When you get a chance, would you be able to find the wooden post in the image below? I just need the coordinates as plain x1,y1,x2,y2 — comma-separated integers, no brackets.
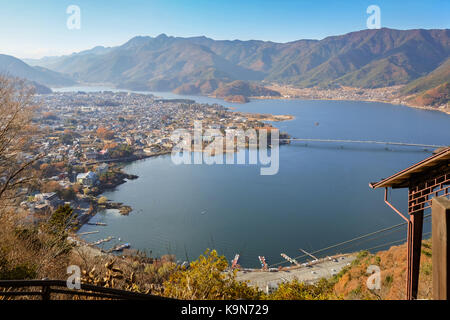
432,196,450,300
409,211,424,300
41,285,51,300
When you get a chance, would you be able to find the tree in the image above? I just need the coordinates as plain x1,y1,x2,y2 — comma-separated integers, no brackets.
72,183,82,193
96,127,115,140
61,133,74,145
109,144,133,158
41,181,62,193
163,249,262,300
46,204,77,234
103,142,118,150
0,76,72,282
60,187,76,201
98,196,108,204
268,278,339,300
42,112,58,120
0,76,41,210
39,163,60,178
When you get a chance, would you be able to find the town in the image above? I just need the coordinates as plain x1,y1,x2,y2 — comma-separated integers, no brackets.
266,84,404,103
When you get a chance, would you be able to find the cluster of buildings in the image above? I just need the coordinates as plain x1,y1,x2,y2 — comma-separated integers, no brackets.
35,91,268,160
277,85,401,102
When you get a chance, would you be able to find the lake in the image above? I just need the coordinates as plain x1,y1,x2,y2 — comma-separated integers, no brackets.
66,87,450,268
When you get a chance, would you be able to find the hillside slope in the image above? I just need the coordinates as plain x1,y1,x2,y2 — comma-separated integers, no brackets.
399,58,450,107
402,57,450,95
407,82,449,107
333,240,432,300
0,54,75,87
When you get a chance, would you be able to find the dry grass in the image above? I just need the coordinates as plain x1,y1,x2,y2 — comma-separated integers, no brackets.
333,240,433,300
69,247,177,296
1,211,178,299
0,211,71,281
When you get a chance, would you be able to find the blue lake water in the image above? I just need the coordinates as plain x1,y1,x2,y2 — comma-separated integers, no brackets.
64,87,450,268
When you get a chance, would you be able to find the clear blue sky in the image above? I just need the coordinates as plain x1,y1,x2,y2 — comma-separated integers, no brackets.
0,0,448,59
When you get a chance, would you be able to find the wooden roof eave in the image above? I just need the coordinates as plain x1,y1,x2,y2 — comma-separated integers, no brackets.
369,147,450,190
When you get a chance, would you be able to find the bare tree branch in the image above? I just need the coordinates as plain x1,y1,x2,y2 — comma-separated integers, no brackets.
0,75,38,208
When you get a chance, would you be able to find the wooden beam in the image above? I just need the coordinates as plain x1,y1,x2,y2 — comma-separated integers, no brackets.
432,196,450,300
409,211,423,300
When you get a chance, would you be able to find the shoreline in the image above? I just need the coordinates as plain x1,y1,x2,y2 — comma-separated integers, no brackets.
76,109,294,236
71,88,445,266
248,95,450,115
53,84,449,115
76,151,172,226
236,253,355,290
75,109,294,253
69,232,357,278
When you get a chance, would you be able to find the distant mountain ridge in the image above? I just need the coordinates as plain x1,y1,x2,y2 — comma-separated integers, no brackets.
7,28,450,105
27,28,448,93
0,54,75,87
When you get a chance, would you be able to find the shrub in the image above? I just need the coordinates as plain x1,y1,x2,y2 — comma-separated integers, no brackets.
384,274,393,287
374,256,381,265
421,262,432,276
163,249,262,300
98,196,108,204
47,205,76,233
357,250,369,259
60,187,76,201
269,278,339,300
0,261,37,280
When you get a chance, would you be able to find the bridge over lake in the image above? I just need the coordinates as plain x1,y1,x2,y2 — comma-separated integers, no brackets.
278,138,447,149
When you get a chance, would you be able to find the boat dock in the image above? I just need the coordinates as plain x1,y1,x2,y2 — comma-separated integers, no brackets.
78,231,99,236
87,222,107,226
258,256,268,270
90,236,114,246
280,253,300,266
108,243,131,253
231,254,240,269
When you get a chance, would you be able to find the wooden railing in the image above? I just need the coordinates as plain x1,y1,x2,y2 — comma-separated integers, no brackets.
0,279,172,300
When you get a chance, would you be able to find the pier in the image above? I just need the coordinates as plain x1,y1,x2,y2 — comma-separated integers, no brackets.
78,231,99,236
90,236,114,246
280,253,300,266
87,222,107,226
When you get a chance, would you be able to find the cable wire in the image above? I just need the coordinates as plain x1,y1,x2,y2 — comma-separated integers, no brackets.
268,214,431,268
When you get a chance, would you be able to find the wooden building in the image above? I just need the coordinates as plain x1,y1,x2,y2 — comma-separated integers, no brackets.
370,147,450,300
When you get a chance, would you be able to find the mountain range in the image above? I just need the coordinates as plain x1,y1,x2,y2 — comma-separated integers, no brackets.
3,28,449,104
0,54,75,92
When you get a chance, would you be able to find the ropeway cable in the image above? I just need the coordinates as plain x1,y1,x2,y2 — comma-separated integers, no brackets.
268,214,431,268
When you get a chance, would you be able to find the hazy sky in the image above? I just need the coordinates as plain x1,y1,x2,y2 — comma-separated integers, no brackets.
1,0,448,59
